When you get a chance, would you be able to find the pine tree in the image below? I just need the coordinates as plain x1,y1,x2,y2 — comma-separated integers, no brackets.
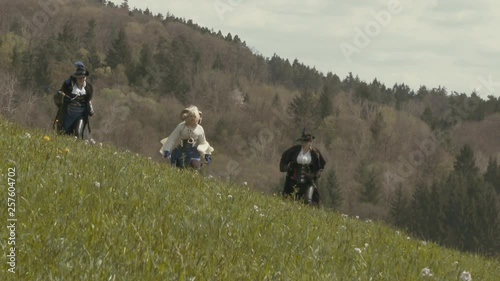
454,144,479,177
389,183,408,228
318,85,333,119
106,29,132,69
484,157,500,194
322,170,342,210
287,90,319,129
358,167,381,205
370,111,385,142
84,19,97,48
409,182,432,238
441,146,500,255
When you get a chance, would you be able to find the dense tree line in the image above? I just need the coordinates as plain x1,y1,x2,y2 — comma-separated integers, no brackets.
390,144,500,256
1,0,499,256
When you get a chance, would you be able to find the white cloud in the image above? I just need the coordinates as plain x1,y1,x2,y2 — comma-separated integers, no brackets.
126,0,500,97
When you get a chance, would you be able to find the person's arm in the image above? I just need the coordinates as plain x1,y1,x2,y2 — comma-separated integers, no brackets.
85,83,94,116
195,126,214,157
279,146,294,172
161,123,183,153
53,82,68,107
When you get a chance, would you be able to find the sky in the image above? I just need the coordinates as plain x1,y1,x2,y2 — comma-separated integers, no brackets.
125,0,500,99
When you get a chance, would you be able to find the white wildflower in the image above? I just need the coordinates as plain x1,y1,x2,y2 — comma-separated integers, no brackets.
364,243,369,249
253,205,259,211
94,181,101,188
460,271,472,281
243,181,247,186
90,138,96,144
355,216,359,219
453,261,459,266
354,248,362,254
396,231,400,235
25,133,31,139
341,214,348,218
228,195,233,199
421,268,433,277
407,236,411,240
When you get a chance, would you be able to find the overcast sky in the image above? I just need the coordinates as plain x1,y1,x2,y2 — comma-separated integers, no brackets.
125,0,500,99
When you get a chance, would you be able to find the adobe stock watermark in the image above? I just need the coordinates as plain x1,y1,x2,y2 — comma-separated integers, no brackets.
141,65,167,90
340,0,403,63
384,93,483,188
213,0,245,20
21,0,69,37
216,102,294,181
91,100,130,141
474,74,499,97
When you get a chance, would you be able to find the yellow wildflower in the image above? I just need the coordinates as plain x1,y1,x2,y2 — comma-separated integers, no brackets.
43,136,50,141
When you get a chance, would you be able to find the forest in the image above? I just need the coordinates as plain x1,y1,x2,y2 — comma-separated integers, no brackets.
0,0,499,256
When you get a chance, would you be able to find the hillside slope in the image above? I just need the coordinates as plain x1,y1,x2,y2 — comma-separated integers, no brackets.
1,117,499,280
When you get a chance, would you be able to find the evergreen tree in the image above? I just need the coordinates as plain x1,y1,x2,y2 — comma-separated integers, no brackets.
441,173,469,249
370,111,385,142
318,85,333,119
440,146,500,255
389,183,408,228
87,47,102,72
212,54,224,70
106,29,132,69
408,182,432,238
84,18,97,48
322,170,342,210
454,144,479,177
287,90,319,129
358,167,381,204
120,0,129,9
426,182,446,242
421,106,434,128
484,157,500,194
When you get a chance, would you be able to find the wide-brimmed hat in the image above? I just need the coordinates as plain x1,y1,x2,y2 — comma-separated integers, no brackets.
297,134,315,142
296,128,315,142
72,67,89,78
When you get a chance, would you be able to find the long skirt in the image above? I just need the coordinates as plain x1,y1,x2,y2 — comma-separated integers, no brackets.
62,106,85,134
171,144,200,168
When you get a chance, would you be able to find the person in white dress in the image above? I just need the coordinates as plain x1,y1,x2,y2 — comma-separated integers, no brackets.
160,105,214,170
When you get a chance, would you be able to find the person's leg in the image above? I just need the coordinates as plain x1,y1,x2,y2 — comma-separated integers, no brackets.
62,107,84,135
187,147,201,170
283,176,296,199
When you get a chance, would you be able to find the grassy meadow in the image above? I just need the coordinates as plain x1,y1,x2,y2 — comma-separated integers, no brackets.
1,117,500,280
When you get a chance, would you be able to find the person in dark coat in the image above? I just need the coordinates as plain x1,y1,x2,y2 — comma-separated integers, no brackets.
279,131,326,205
53,61,94,136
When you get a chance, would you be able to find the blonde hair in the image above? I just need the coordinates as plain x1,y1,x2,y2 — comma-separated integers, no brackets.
180,105,202,123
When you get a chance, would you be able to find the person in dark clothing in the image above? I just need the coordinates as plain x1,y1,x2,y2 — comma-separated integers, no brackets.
53,62,94,137
279,131,326,205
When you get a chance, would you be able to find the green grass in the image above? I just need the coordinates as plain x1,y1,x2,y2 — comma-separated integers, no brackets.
1,117,499,280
